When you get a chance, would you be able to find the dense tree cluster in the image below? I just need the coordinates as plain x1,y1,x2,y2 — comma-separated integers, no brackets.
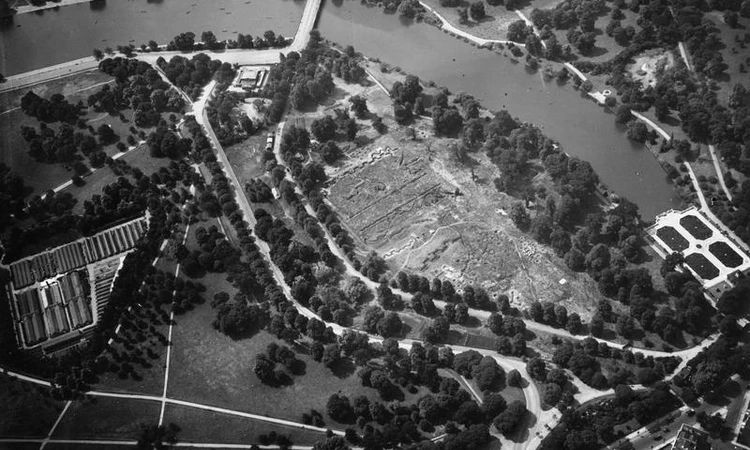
261,125,359,269
164,30,287,52
95,57,186,127
158,54,236,100
207,90,256,146
540,383,680,449
674,334,750,399
552,337,679,389
254,342,302,386
527,300,582,334
394,272,498,311
21,91,83,123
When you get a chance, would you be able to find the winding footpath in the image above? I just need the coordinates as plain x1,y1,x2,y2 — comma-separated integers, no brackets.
417,1,522,47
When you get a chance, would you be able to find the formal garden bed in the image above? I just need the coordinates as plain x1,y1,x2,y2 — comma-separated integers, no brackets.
708,241,744,268
684,253,720,280
656,226,690,252
679,215,713,240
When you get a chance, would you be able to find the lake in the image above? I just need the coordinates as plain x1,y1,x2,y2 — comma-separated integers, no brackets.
317,0,682,219
0,0,682,218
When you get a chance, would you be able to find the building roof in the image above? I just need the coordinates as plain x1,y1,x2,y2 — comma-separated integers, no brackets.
672,424,711,450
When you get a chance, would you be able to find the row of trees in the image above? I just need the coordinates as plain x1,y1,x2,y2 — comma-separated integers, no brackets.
165,30,287,52
21,91,83,123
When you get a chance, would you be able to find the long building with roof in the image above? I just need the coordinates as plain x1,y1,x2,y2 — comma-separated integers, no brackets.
4,216,148,355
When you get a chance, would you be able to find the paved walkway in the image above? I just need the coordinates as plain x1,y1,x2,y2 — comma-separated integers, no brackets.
631,110,671,141
418,1,522,47
708,144,733,201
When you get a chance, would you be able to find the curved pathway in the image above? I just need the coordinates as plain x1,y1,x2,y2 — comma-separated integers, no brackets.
418,1,523,47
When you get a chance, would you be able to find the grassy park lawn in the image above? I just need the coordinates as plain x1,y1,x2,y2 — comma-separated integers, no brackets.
0,106,73,197
0,377,64,438
0,71,117,197
95,255,174,396
162,404,327,446
52,397,159,440
167,272,379,425
704,11,749,106
0,69,182,199
225,131,268,183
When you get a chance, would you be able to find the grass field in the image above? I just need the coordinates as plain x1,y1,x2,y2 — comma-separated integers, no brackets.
52,397,160,440
167,272,378,426
0,71,115,196
162,404,327,446
703,10,749,106
0,377,64,438
0,69,181,199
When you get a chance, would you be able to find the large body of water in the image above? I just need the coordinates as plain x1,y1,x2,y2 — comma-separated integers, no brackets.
0,0,681,218
0,0,305,75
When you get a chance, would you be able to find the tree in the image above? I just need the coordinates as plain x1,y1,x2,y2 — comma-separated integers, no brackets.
469,1,486,20
423,316,450,343
493,400,527,435
349,95,368,118
471,356,505,391
377,312,403,338
527,357,547,380
507,20,529,42
254,354,276,384
327,394,355,423
458,6,469,23
320,141,342,164
543,383,562,405
311,116,338,142
93,48,104,60
433,107,464,135
509,202,531,231
507,369,523,387
483,392,507,417
201,30,219,49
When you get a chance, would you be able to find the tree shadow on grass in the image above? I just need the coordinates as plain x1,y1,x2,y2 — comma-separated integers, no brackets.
330,358,356,379
289,359,307,377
